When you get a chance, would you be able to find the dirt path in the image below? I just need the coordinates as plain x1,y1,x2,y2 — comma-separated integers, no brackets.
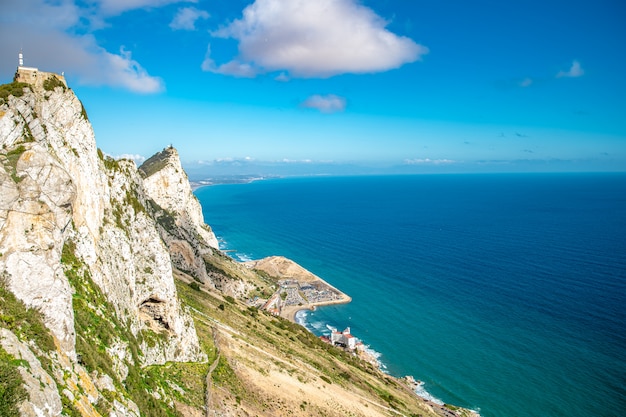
205,327,221,417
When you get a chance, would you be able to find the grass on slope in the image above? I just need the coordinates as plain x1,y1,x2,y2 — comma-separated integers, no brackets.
174,270,439,417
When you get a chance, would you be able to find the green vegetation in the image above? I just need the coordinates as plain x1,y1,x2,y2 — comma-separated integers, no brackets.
174,273,432,416
0,82,31,103
79,100,89,121
61,240,181,417
319,375,332,384
103,155,121,172
43,76,66,92
61,240,118,377
125,189,146,215
22,122,35,143
211,355,244,396
0,347,28,417
0,273,55,353
2,145,27,183
145,361,208,409
61,394,82,417
138,148,172,178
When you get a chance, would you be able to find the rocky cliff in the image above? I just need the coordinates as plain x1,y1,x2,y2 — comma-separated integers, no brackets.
0,74,477,417
139,147,220,287
0,73,205,416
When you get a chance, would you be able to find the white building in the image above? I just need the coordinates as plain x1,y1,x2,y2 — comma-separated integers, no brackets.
330,326,357,350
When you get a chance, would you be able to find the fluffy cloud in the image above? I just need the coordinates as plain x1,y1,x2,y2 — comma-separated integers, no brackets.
101,47,164,93
301,94,347,113
206,0,428,78
170,7,210,30
0,0,164,93
557,60,584,78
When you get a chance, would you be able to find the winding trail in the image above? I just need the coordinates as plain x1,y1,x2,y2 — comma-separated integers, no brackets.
205,326,221,417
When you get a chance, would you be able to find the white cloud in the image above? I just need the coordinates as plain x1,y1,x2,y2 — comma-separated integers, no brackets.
557,60,584,78
0,0,164,93
96,0,190,16
404,158,456,165
115,153,147,165
202,45,257,78
301,94,347,113
170,7,209,31
101,47,164,93
207,0,428,78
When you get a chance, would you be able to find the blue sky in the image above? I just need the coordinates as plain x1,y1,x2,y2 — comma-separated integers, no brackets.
1,0,625,174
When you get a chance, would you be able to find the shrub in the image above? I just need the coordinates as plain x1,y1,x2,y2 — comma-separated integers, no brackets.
43,76,66,92
0,82,31,102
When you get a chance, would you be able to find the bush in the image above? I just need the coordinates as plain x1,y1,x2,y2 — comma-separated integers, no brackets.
0,82,31,102
42,76,65,92
188,281,201,291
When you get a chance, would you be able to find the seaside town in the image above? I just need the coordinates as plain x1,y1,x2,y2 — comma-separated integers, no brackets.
258,279,346,316
245,269,381,366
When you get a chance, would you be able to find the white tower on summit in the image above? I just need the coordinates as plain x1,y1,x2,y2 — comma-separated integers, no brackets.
18,50,24,67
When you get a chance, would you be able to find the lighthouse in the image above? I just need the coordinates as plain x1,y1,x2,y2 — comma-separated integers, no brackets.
18,50,24,67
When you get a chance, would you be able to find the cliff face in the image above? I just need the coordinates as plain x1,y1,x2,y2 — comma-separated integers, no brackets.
140,148,220,287
0,75,205,415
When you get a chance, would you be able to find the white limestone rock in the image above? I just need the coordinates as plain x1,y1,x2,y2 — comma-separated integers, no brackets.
140,147,220,286
140,147,219,250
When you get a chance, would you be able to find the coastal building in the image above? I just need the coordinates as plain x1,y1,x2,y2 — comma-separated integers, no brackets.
330,326,357,350
262,293,281,316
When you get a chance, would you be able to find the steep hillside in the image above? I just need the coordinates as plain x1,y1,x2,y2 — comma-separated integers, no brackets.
0,73,476,417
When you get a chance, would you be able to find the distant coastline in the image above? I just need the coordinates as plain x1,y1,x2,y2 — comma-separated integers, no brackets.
190,175,276,190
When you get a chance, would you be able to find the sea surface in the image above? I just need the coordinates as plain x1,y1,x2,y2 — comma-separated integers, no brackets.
195,173,626,417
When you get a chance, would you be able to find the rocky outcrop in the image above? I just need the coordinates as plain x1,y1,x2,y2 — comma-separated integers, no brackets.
140,147,220,286
140,147,218,249
0,74,206,414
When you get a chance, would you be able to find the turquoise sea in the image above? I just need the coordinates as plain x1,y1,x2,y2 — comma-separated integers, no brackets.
195,173,626,417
